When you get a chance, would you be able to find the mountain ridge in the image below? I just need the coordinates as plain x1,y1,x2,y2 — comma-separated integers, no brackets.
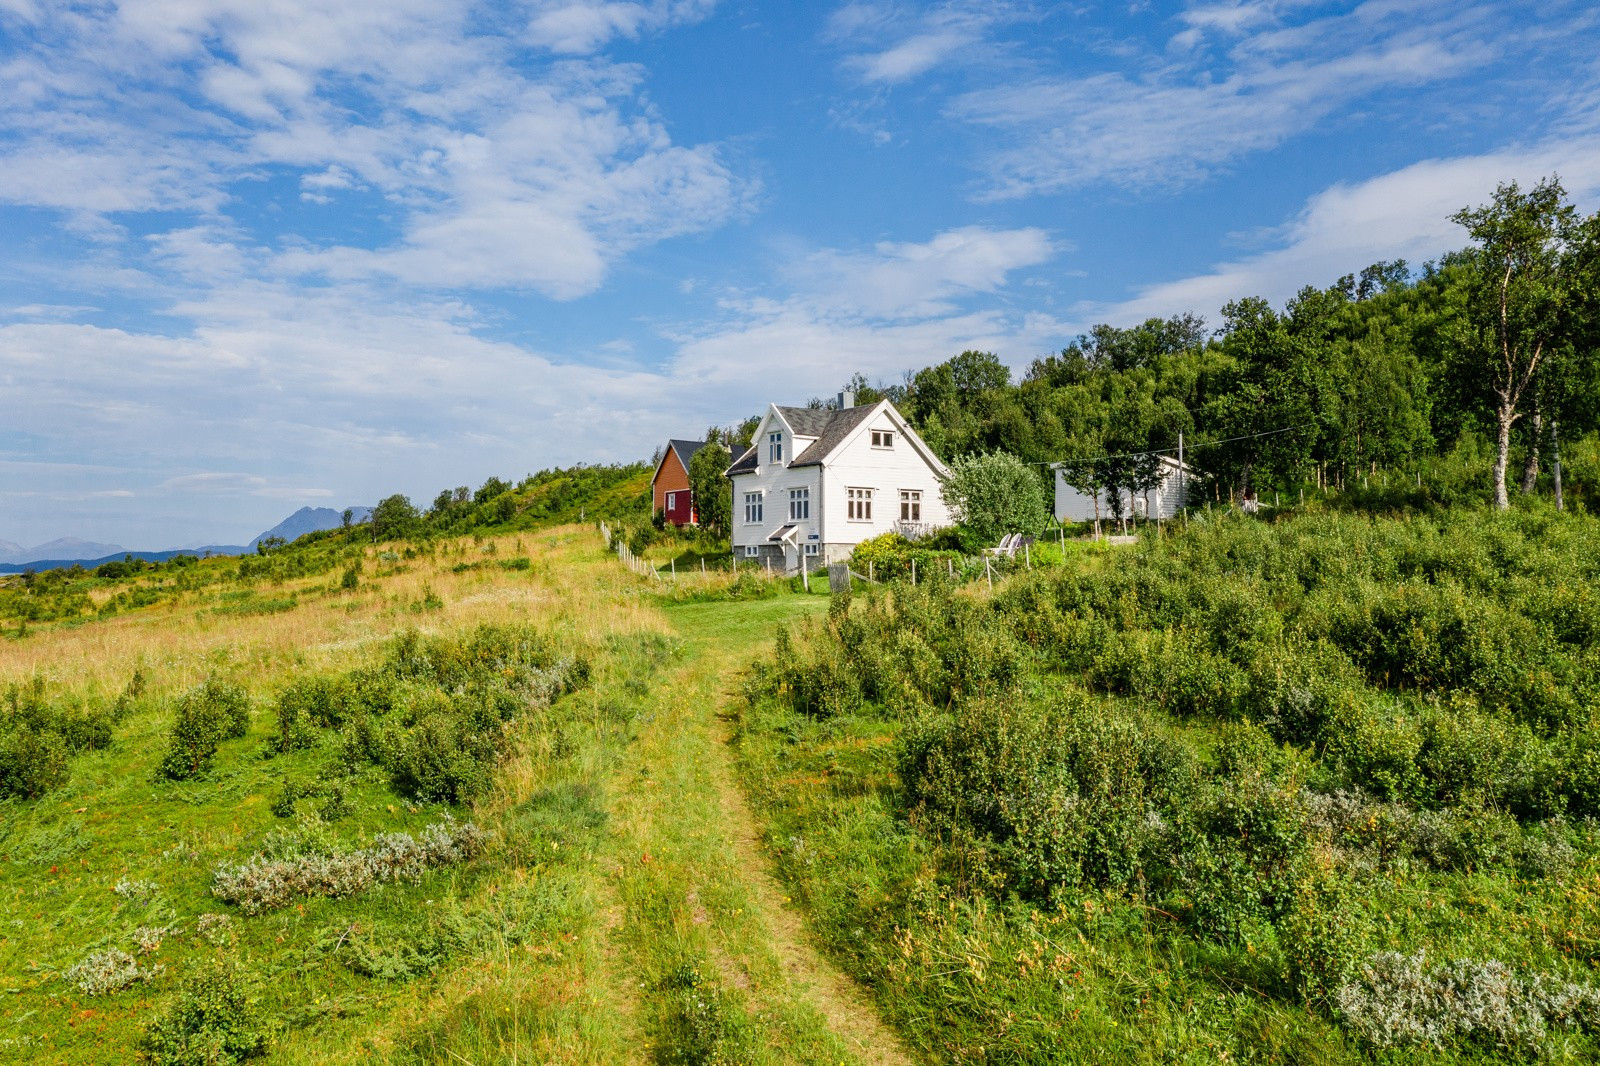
0,505,373,571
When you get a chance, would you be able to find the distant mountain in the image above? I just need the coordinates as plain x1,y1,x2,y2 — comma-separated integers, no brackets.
0,505,373,573
0,537,125,565
249,506,371,548
0,547,245,575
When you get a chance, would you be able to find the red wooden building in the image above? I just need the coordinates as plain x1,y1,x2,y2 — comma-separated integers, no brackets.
651,439,707,526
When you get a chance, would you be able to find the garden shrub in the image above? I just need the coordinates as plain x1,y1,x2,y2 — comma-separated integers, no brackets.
157,678,250,781
142,956,268,1065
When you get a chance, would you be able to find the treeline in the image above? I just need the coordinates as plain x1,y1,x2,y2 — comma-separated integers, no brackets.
815,178,1600,515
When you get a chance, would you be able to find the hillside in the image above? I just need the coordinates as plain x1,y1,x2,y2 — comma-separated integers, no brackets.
5,486,1600,1064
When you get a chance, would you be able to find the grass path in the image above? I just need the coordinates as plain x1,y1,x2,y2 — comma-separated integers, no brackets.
598,594,915,1064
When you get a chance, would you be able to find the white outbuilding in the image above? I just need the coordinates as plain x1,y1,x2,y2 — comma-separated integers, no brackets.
1054,455,1195,523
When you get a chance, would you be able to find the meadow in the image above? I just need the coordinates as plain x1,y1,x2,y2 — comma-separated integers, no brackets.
0,522,927,1065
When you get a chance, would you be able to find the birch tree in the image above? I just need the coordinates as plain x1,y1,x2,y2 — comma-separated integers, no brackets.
1450,178,1576,509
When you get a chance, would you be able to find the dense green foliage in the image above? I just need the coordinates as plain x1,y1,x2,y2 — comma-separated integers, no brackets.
141,956,269,1065
740,506,1600,1061
0,678,117,798
940,451,1051,544
281,624,591,803
157,679,251,781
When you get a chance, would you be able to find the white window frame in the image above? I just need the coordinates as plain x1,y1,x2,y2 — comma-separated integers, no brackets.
871,429,895,449
768,431,783,463
900,489,922,522
803,542,819,556
847,487,874,521
743,545,760,558
788,487,810,521
743,492,763,524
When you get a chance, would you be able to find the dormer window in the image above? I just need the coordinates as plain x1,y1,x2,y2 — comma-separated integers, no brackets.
871,429,894,449
768,431,783,463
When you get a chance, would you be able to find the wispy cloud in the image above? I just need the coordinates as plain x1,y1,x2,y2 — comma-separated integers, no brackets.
524,0,719,54
951,0,1499,197
829,1,1029,85
0,1,746,299
1078,135,1600,327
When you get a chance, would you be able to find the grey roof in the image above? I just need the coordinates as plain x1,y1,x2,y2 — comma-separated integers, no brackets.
667,439,708,469
774,405,836,437
789,403,879,467
726,443,759,476
725,400,888,476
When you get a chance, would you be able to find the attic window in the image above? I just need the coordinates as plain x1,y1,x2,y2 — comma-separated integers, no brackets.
871,430,894,448
768,432,783,463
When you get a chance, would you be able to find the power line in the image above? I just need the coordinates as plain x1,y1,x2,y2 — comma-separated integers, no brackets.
1038,421,1320,468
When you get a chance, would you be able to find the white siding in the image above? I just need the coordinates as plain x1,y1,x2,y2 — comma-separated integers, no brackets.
1054,459,1191,522
730,409,822,552
816,413,950,549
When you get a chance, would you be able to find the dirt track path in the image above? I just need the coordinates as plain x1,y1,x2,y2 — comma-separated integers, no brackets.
601,594,915,1065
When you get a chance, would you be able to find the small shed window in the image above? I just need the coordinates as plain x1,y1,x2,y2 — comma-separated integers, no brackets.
847,487,873,521
788,488,810,520
768,432,783,463
900,489,922,521
744,492,763,524
871,429,894,448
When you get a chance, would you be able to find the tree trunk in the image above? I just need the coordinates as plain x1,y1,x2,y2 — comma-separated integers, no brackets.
1520,407,1542,494
1492,400,1514,510
1552,418,1564,513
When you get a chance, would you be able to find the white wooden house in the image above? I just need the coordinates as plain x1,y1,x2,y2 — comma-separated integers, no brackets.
726,393,951,573
1054,455,1194,523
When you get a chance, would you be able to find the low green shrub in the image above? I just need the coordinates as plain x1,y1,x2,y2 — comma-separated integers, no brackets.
0,679,115,798
141,956,268,1065
157,678,249,781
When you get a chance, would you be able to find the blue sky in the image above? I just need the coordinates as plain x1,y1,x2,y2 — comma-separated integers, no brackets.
2,0,1598,548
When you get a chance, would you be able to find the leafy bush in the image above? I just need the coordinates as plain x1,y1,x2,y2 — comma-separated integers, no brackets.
0,679,115,799
942,450,1050,545
142,956,267,1065
157,679,250,781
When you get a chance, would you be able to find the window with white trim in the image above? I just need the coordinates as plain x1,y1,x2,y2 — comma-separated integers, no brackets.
847,487,873,521
900,489,922,522
804,542,819,556
743,492,763,524
788,487,810,520
768,431,783,463
743,545,760,558
871,429,894,448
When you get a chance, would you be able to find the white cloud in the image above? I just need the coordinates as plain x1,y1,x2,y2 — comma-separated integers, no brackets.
831,1,1026,85
1079,136,1600,326
524,0,718,54
950,1,1498,196
780,225,1055,319
0,223,1062,543
0,1,746,299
